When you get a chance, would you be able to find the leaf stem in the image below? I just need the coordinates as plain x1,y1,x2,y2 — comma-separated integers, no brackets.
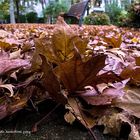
75,98,98,140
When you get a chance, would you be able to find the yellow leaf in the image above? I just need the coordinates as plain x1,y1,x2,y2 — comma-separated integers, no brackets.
131,38,139,43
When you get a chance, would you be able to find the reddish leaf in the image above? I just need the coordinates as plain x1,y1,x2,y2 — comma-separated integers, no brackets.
77,80,128,105
0,51,30,75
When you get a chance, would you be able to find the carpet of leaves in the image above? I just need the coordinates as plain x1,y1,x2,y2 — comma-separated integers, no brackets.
0,17,140,139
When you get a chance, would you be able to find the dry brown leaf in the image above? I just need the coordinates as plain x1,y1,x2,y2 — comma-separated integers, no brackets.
0,30,11,38
104,34,122,48
113,86,140,118
64,111,76,124
121,67,140,85
78,80,128,105
39,55,67,104
66,97,95,128
0,51,30,75
98,112,140,140
54,53,106,92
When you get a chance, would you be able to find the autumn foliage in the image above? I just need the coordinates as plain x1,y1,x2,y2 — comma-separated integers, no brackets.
0,18,140,139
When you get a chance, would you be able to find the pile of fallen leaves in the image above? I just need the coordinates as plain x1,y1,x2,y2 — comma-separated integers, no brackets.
1,18,140,139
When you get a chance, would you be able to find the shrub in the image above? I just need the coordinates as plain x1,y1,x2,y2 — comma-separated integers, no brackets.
4,15,10,23
127,2,140,27
18,14,26,23
38,17,44,23
84,12,110,25
117,10,129,26
26,12,38,23
105,1,123,25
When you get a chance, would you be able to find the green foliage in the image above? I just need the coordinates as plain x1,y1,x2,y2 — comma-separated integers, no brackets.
18,14,26,23
84,13,110,25
117,10,129,26
105,0,123,25
26,12,38,23
0,0,9,19
127,2,140,27
45,2,68,23
4,15,10,23
38,17,44,23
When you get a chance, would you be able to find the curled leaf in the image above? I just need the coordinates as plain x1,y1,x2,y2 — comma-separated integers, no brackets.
0,84,15,97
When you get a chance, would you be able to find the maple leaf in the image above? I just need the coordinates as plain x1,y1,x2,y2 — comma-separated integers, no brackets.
104,34,122,48
135,57,140,66
0,100,8,120
39,55,67,104
52,23,87,62
85,105,117,119
64,111,76,124
54,53,106,92
10,49,21,59
131,37,140,43
0,38,20,50
34,21,87,64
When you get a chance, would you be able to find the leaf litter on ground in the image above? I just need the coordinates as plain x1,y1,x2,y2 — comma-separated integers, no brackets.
0,19,140,139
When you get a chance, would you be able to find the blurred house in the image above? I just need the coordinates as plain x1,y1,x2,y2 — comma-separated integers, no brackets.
91,0,132,13
31,0,133,19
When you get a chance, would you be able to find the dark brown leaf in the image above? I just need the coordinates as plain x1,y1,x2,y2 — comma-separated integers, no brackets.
54,53,106,92
39,55,67,104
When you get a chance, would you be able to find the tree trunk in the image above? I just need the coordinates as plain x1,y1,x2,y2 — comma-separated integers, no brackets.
10,0,16,23
15,0,20,23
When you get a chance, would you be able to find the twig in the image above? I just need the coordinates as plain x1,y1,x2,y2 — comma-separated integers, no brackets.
32,103,60,133
29,98,38,112
88,127,98,140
